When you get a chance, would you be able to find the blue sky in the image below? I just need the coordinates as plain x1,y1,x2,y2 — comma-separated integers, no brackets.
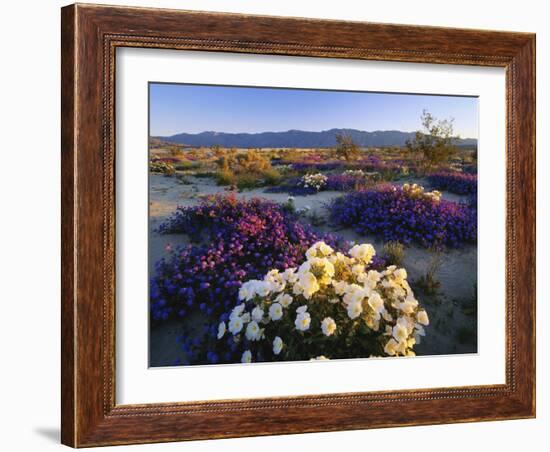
149,83,478,139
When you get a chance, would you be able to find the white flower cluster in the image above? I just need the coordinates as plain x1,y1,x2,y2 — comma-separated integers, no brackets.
300,173,328,191
402,183,442,202
343,169,366,178
217,241,429,363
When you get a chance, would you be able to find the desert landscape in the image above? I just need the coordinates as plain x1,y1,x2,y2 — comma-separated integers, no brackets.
148,121,478,366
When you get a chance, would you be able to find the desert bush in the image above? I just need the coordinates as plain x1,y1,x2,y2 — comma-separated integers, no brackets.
300,173,328,191
259,167,282,186
174,161,201,171
329,184,477,249
335,133,361,161
406,110,458,169
216,168,236,186
167,145,185,159
214,149,281,188
415,247,443,294
383,241,405,266
208,242,429,364
150,160,175,175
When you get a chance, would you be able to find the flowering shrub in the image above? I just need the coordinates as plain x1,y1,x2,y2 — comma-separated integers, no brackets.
330,185,477,248
267,173,370,196
214,241,429,363
324,174,370,192
401,183,442,202
150,160,175,175
291,162,342,172
343,169,367,177
300,173,328,191
427,172,478,195
151,194,342,326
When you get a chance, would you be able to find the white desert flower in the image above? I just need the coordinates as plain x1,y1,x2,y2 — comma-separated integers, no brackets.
272,336,283,355
241,312,251,323
282,268,298,283
255,281,271,297
394,268,408,282
382,310,393,322
295,311,311,331
333,280,348,295
321,317,337,336
352,264,365,276
392,323,409,343
238,284,252,301
238,280,263,301
306,242,322,259
383,265,397,275
241,350,252,363
275,293,293,308
228,316,244,335
321,258,335,277
298,271,320,299
230,303,246,319
264,270,285,292
366,270,382,287
296,305,308,314
245,321,262,341
319,242,334,256
416,310,430,326
343,284,366,305
349,244,375,264
367,291,384,314
347,300,363,319
251,306,264,322
398,297,418,314
269,302,284,321
264,269,280,283
217,321,226,339
384,338,399,356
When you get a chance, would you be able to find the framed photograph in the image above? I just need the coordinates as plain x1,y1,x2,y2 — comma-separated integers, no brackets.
61,3,536,447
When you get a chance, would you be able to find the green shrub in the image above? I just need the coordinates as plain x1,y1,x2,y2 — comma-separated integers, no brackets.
416,247,443,294
175,161,201,171
216,169,236,186
383,241,405,266
150,160,175,175
262,168,282,186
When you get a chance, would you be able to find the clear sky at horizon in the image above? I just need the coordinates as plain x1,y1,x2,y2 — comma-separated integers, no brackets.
149,83,478,139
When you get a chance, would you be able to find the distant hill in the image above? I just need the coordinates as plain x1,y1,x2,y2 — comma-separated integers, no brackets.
153,128,477,149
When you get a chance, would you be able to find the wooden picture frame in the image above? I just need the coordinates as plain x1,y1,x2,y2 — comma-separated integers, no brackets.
61,3,536,447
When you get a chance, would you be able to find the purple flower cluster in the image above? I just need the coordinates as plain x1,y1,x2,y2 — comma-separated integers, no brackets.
427,172,478,196
329,185,477,248
325,174,370,191
290,162,342,172
151,194,343,363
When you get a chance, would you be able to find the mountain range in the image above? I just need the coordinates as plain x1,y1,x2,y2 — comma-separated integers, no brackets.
153,128,477,149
